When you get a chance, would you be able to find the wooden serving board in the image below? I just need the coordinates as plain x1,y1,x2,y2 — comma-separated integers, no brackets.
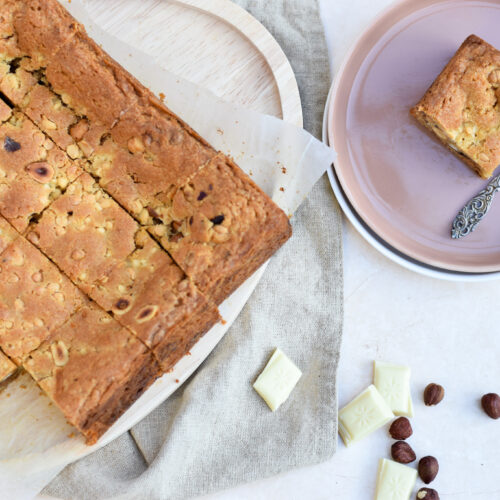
84,0,303,126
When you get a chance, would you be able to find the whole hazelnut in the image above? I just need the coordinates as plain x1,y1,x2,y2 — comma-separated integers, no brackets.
391,441,416,464
389,417,413,440
416,488,440,500
424,383,444,406
481,393,500,419
418,456,439,484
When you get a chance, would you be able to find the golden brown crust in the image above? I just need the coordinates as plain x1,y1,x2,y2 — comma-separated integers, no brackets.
411,34,500,178
12,0,81,62
23,303,161,444
0,112,82,231
0,236,85,363
27,173,139,293
151,155,292,302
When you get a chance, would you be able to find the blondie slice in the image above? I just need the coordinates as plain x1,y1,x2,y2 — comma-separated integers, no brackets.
27,174,220,370
411,35,500,178
26,173,138,294
0,111,82,231
0,234,85,363
149,155,292,303
23,302,161,444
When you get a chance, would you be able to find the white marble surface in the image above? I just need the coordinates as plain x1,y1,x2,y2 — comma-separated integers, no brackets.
199,1,500,499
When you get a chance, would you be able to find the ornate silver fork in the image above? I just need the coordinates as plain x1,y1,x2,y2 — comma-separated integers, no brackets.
451,174,500,239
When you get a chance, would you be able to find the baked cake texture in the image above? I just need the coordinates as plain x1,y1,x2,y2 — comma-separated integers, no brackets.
411,35,500,179
149,154,294,303
27,174,220,371
0,214,19,253
0,111,82,231
0,214,162,442
24,302,161,445
0,0,292,443
0,234,85,363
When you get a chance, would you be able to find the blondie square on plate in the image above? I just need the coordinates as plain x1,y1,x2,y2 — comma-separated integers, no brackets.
411,35,500,179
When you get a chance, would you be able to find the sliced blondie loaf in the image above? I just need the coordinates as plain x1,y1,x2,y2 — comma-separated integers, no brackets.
0,0,292,444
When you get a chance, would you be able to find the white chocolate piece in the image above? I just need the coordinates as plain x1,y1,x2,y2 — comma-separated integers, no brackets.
374,361,413,417
338,385,394,446
253,348,302,411
375,458,417,500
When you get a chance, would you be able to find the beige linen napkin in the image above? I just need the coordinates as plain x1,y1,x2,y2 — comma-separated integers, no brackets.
44,0,343,498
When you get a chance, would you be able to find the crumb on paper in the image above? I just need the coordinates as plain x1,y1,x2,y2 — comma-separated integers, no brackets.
279,187,285,192
175,379,179,383
249,170,253,176
20,384,26,389
221,318,227,325
67,432,75,439
217,128,224,135
159,92,166,102
281,167,287,174
186,351,191,356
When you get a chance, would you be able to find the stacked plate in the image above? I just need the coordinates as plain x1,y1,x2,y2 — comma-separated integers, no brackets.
324,0,500,281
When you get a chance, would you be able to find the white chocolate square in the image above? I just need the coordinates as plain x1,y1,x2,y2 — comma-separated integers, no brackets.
253,348,302,411
375,458,417,500
338,385,394,446
374,361,413,417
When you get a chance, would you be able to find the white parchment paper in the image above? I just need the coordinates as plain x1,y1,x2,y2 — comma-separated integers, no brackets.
0,1,336,498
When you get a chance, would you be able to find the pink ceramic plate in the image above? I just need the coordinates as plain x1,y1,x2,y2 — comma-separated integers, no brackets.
329,0,500,273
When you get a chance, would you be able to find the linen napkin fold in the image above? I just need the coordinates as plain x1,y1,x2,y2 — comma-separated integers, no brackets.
44,0,343,498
